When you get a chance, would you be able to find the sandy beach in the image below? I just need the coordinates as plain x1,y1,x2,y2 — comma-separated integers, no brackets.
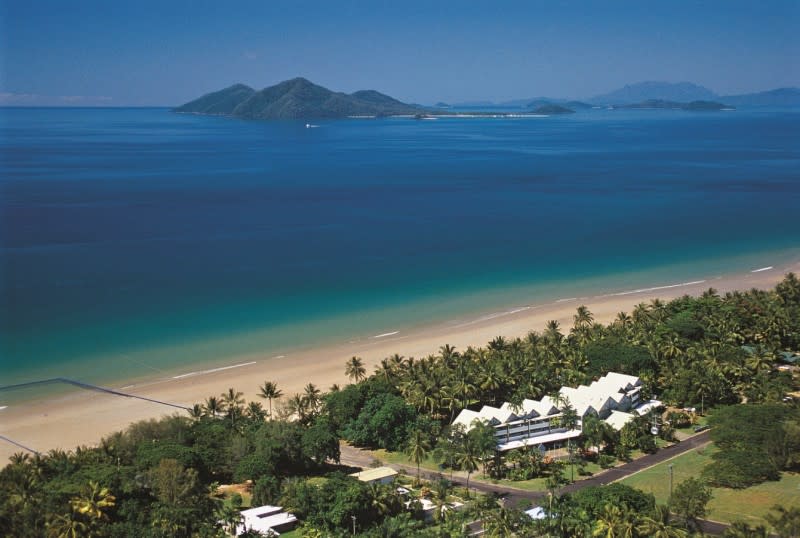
1,261,797,462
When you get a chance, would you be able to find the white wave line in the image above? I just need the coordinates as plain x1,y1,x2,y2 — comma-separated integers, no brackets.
751,266,773,273
556,297,577,303
0,406,7,411
598,280,707,298
373,331,399,338
172,361,257,380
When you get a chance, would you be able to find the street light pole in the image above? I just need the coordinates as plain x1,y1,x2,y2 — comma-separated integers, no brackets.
669,463,674,503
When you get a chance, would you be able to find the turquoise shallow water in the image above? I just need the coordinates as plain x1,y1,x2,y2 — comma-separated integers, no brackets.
1,107,799,397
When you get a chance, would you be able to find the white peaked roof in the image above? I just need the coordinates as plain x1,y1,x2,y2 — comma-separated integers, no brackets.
453,372,643,432
604,410,636,431
500,401,523,416
522,397,559,418
477,405,504,425
452,409,481,429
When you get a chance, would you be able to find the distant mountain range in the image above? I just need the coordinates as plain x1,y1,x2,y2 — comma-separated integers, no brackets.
176,78,422,119
446,82,800,109
589,81,800,106
719,87,800,107
612,99,729,111
589,81,717,104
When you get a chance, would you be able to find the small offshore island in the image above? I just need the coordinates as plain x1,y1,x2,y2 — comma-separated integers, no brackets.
175,77,422,119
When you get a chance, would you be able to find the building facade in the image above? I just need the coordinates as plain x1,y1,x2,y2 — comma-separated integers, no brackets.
452,372,655,451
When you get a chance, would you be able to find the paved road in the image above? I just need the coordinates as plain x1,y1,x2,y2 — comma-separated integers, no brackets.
339,430,732,534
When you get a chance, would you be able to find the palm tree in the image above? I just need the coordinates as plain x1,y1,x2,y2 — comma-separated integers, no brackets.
221,388,245,427
46,512,87,538
345,356,367,384
573,305,594,330
746,347,774,374
405,429,431,483
187,403,204,420
257,381,283,419
203,396,225,418
662,334,684,362
559,402,580,482
245,401,267,422
70,480,115,523
366,483,401,518
9,452,30,465
637,505,688,538
303,383,322,414
285,394,307,421
455,439,480,497
488,336,508,352
222,387,244,412
452,377,477,410
593,504,634,538
544,320,563,343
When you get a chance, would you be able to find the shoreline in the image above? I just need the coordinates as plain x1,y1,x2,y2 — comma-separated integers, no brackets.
1,259,797,462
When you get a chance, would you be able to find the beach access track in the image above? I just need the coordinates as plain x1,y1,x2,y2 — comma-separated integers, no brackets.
0,378,191,455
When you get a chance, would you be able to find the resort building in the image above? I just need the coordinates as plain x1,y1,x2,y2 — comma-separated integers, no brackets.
452,372,660,451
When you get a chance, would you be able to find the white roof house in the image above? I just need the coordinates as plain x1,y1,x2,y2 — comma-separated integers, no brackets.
525,506,546,520
405,498,465,521
349,466,398,485
236,505,297,536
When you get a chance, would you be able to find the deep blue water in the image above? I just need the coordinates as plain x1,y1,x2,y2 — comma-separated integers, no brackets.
1,107,799,387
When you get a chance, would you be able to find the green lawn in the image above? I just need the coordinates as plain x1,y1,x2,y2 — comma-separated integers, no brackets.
620,444,800,527
370,448,443,476
369,448,609,492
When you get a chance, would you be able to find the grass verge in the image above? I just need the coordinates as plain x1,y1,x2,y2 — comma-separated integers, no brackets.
619,443,800,526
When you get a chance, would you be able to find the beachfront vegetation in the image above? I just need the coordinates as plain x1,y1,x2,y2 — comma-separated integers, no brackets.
1,274,798,536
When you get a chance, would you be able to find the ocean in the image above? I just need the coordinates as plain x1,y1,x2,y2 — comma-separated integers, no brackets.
1,107,799,396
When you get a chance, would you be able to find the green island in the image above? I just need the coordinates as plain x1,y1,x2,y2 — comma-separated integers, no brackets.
175,78,424,120
2,274,799,537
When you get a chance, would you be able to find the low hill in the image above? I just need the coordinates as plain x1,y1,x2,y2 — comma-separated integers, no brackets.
176,78,422,119
532,104,575,115
720,87,800,107
614,99,729,111
528,99,590,109
565,100,592,109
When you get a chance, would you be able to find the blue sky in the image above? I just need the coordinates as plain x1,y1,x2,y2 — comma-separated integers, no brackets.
1,0,798,106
